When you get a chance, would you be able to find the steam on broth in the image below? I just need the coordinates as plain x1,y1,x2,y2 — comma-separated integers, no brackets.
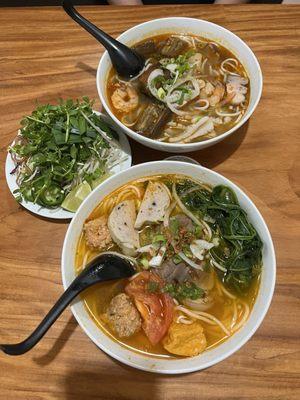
76,175,262,358
106,34,250,144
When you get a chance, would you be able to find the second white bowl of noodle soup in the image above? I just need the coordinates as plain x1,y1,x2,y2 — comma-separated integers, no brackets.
61,161,275,374
97,18,263,153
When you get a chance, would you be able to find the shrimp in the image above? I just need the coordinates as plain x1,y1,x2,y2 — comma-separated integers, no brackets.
111,83,139,113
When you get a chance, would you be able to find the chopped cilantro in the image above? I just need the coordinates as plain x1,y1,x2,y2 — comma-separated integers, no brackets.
183,245,193,258
147,281,160,293
140,256,149,269
170,218,180,235
172,254,182,265
194,225,202,237
163,282,204,302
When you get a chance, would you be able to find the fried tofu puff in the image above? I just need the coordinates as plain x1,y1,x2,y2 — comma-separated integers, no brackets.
163,319,207,357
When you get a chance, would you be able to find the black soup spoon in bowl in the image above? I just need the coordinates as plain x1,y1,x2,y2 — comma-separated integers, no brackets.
62,0,145,79
0,253,135,356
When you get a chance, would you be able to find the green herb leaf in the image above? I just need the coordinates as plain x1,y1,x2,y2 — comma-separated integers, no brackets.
9,98,119,209
152,234,166,244
147,281,159,293
163,282,204,302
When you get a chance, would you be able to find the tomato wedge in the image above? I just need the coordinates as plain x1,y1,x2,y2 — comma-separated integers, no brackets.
125,271,174,345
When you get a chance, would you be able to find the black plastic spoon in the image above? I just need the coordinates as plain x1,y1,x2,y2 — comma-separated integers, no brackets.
62,0,145,79
0,253,135,356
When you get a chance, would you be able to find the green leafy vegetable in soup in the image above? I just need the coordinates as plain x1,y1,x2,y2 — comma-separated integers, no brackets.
177,179,262,294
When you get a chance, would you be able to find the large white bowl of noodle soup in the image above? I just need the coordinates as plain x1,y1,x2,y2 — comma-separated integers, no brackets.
61,161,276,374
97,18,263,153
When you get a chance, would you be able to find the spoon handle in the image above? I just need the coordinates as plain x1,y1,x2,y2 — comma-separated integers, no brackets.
0,252,132,356
62,0,144,78
62,0,119,51
0,270,95,356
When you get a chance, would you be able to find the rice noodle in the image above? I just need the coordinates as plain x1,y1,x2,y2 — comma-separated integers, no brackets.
194,37,208,45
210,258,227,273
183,296,214,311
221,58,240,76
124,184,142,199
194,99,210,111
231,300,238,329
183,118,214,143
163,201,176,227
177,315,194,325
172,183,212,240
171,35,194,46
234,112,244,124
115,185,142,203
215,109,241,117
232,301,250,332
166,102,189,116
147,68,165,100
81,250,91,270
176,307,216,326
220,283,236,299
128,271,142,281
176,305,230,336
173,298,179,306
190,36,196,49
166,77,200,107
201,58,207,74
130,62,152,82
168,117,209,143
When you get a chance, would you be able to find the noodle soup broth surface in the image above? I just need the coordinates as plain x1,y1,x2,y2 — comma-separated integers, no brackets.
76,175,261,358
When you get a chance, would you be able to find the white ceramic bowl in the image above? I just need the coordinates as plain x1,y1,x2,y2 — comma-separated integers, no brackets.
61,161,276,374
97,18,263,153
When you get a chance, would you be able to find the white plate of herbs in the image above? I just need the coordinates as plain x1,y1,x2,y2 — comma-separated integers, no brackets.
5,98,132,219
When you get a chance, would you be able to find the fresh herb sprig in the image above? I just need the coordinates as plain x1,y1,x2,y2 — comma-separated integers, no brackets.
146,280,204,302
9,98,120,208
163,282,204,302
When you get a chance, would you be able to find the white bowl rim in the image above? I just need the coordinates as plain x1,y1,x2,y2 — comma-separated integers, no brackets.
61,161,276,374
97,17,263,150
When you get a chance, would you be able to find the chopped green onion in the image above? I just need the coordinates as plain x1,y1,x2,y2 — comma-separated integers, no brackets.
140,257,149,269
173,254,182,265
152,234,166,244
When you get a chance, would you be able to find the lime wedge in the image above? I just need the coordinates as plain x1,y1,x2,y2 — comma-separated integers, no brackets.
91,172,112,190
61,181,92,212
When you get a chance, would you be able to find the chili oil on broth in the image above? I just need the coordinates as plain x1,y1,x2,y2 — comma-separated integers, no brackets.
106,33,250,144
75,175,261,358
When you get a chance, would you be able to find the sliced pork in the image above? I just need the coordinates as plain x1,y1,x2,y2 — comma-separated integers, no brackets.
156,259,191,284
